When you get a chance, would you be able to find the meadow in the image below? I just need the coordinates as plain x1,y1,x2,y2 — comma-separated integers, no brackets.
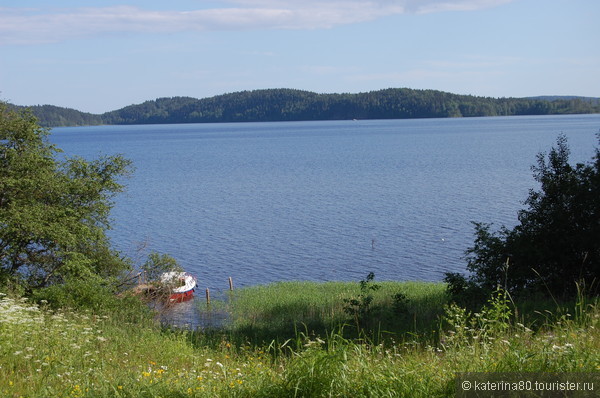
1,280,599,397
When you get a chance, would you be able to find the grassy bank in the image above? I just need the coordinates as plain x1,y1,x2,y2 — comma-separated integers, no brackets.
1,281,599,397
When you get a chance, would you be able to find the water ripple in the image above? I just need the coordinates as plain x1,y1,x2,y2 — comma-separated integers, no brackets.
50,115,600,289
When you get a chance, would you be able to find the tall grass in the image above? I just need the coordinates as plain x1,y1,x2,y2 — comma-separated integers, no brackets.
1,282,599,397
223,280,448,344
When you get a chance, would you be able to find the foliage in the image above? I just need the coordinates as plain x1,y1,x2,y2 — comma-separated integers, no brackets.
446,134,600,304
342,272,381,331
13,89,600,127
0,103,133,290
141,251,182,282
31,277,151,319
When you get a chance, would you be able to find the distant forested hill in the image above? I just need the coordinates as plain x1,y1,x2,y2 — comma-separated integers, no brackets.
12,88,600,127
9,104,103,127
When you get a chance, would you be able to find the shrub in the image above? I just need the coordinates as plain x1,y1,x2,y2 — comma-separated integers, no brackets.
446,134,600,305
32,277,151,320
343,272,381,331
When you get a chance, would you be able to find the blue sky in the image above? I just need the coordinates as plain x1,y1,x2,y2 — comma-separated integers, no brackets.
1,0,598,113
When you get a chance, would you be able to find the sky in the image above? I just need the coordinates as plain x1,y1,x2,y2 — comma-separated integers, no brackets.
1,0,598,114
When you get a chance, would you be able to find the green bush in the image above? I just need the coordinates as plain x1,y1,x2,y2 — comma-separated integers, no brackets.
32,277,151,321
446,134,600,305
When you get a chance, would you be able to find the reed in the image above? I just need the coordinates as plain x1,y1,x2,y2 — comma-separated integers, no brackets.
223,280,448,344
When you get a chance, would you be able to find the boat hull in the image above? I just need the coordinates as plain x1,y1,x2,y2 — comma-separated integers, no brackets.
169,288,195,302
160,272,197,303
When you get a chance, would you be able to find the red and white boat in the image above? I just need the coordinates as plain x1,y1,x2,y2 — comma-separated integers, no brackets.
160,272,197,302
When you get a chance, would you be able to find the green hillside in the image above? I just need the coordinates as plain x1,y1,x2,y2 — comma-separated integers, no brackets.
13,88,600,127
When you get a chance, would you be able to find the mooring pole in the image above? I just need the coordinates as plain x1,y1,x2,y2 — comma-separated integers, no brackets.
205,288,210,305
228,277,234,291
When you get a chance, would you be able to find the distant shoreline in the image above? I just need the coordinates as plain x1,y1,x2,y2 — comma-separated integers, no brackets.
9,88,600,128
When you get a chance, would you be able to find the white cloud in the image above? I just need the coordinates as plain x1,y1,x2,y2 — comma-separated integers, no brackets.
0,1,515,45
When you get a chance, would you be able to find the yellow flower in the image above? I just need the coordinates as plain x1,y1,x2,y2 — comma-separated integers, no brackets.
71,385,82,397
118,386,123,390
142,371,151,378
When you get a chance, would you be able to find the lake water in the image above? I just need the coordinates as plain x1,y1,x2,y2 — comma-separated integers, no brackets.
51,115,600,293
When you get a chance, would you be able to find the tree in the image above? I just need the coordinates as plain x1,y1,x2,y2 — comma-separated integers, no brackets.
0,103,133,289
445,134,600,303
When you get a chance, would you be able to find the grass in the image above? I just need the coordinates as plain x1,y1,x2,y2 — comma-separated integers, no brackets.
1,281,599,397
222,280,448,344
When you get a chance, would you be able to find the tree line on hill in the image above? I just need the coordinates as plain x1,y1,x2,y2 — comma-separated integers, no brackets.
11,88,600,127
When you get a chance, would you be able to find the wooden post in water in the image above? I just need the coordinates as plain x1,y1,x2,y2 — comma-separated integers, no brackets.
205,288,210,305
228,277,234,291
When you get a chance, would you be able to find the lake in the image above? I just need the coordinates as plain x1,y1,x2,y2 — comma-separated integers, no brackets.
51,115,600,292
